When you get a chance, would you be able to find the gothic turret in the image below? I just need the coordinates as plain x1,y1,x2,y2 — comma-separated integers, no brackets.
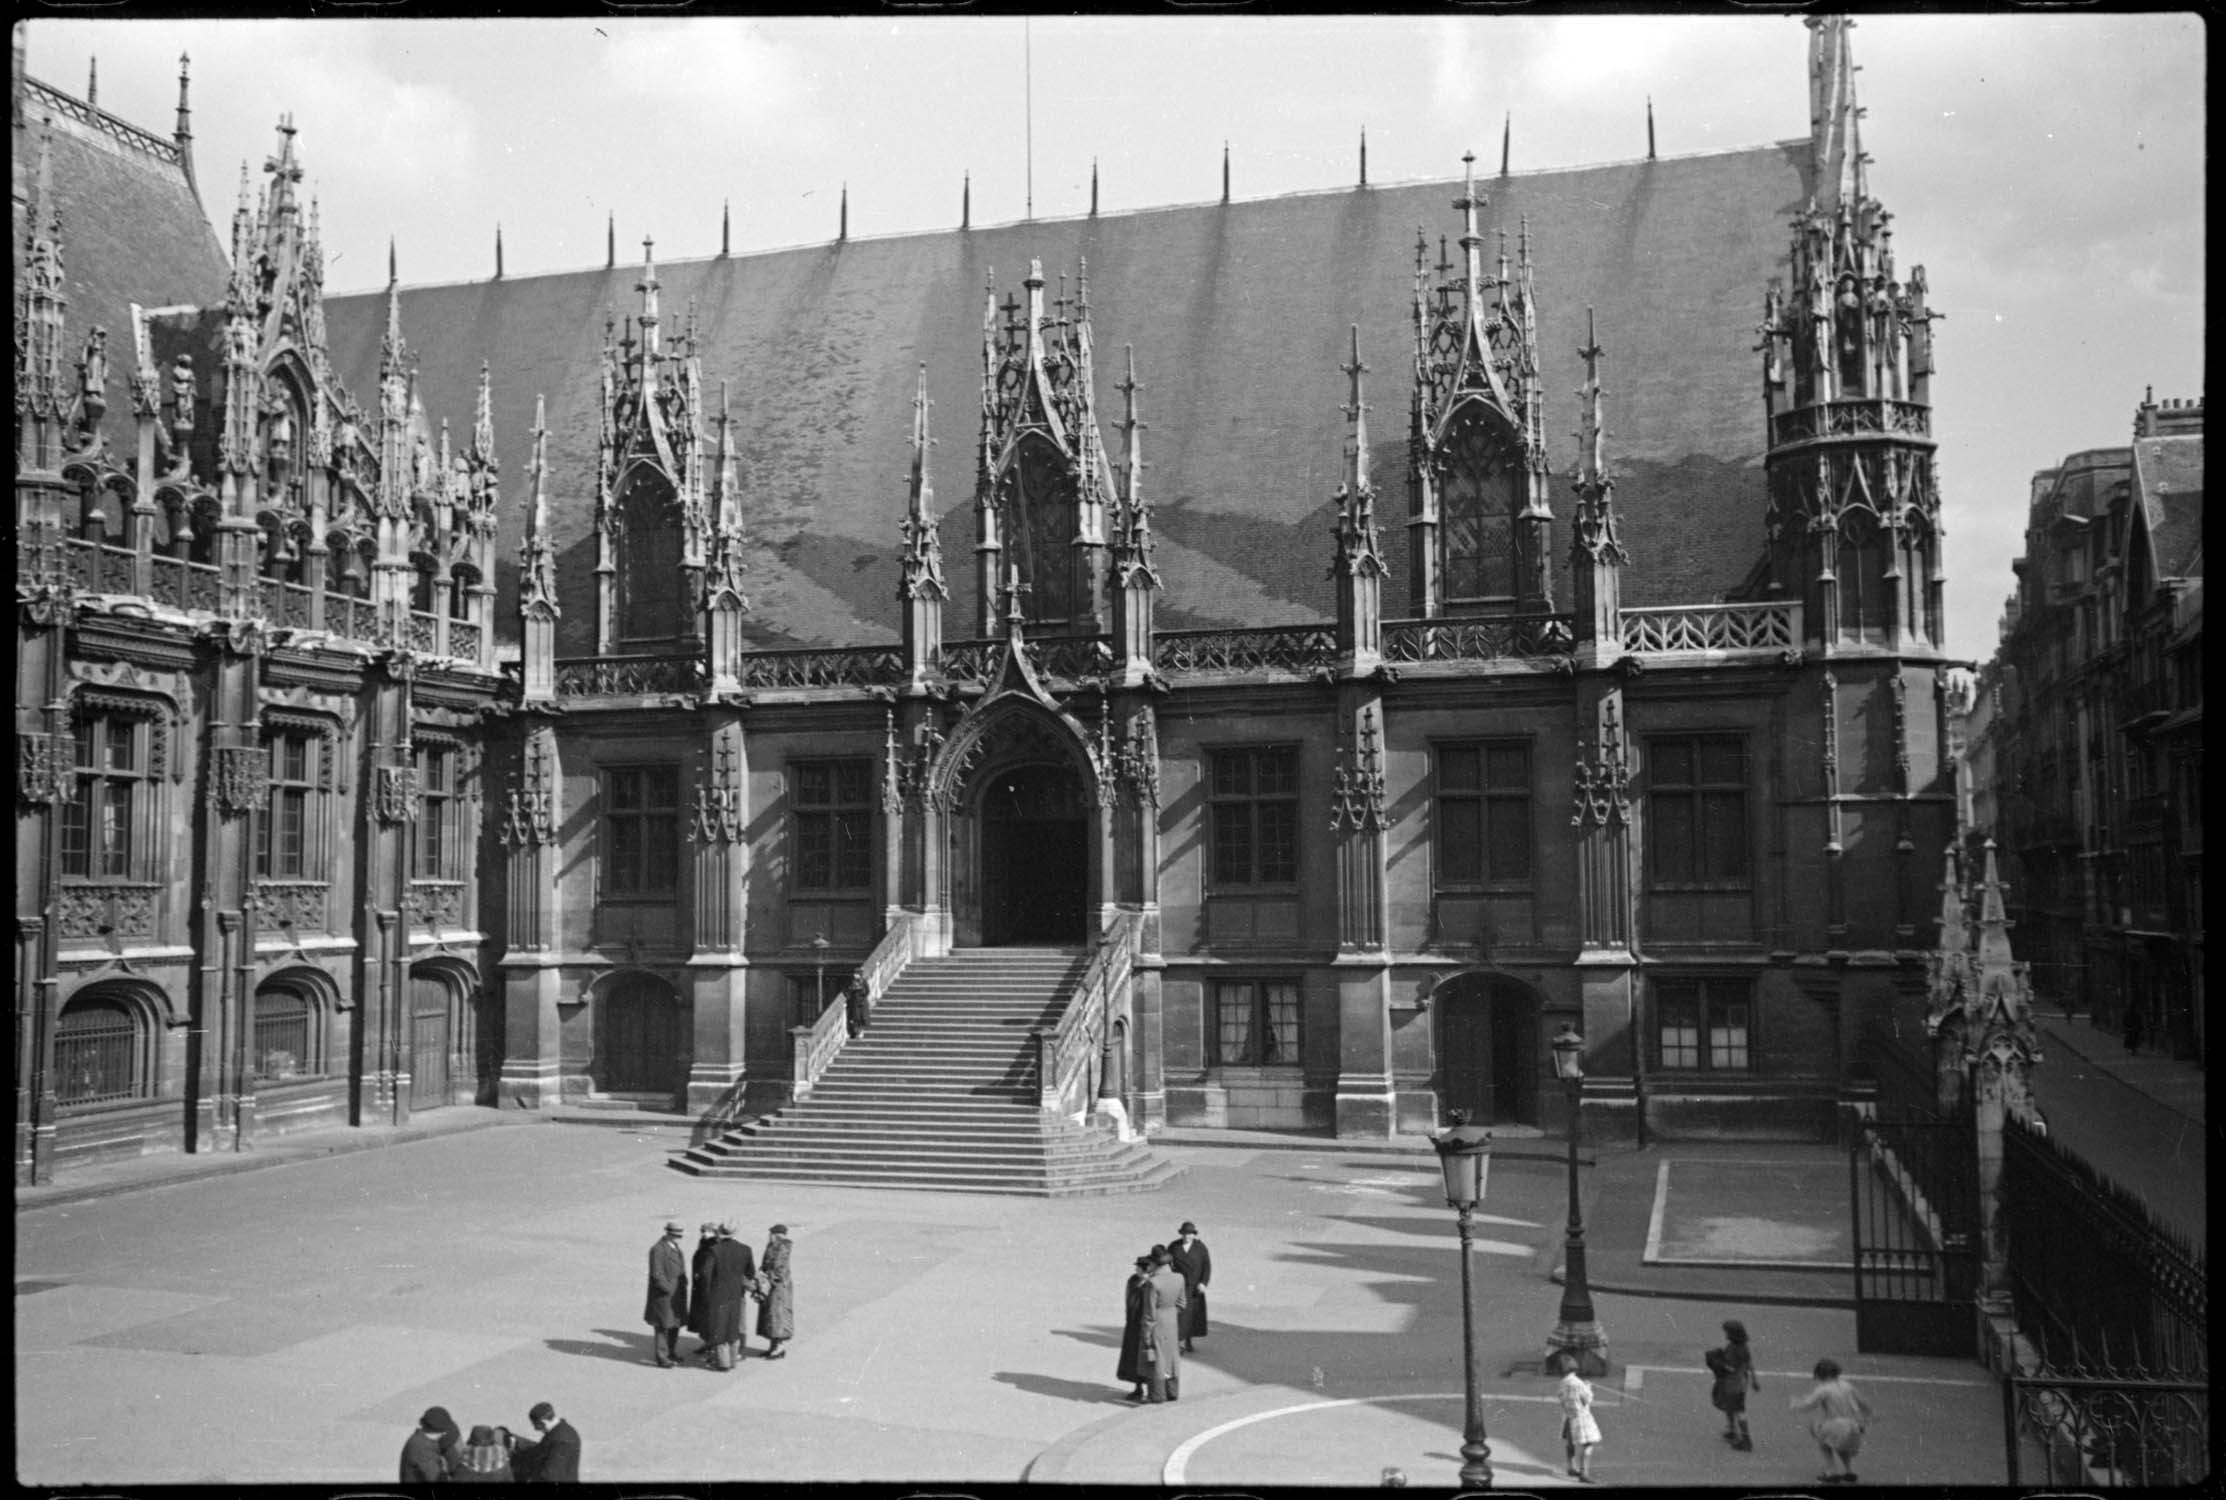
972,257,1116,636
1332,325,1385,673
1567,308,1626,664
1758,15,1945,650
899,364,946,687
701,383,751,696
15,123,67,476
1108,345,1160,686
1408,153,1553,619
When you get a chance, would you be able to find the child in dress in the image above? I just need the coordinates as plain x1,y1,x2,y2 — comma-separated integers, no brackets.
1557,1368,1601,1483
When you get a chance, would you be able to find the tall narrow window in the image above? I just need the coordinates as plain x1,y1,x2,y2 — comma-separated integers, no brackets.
1439,415,1517,603
1004,435,1077,626
793,760,872,893
618,477,684,644
1435,742,1533,886
1654,978,1751,1071
603,765,680,897
1648,736,1750,887
1211,979,1302,1066
416,743,459,880
1210,747,1300,887
61,714,146,879
258,729,318,878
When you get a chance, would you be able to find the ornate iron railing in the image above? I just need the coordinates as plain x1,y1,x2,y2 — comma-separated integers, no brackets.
734,644,905,690
553,652,701,698
1034,912,1138,1121
2005,1360,2209,1488
1621,601,1799,656
1770,399,1932,447
1153,624,1340,676
1383,613,1574,662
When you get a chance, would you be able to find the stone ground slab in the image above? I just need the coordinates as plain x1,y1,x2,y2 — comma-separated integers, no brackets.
1643,1156,1853,1270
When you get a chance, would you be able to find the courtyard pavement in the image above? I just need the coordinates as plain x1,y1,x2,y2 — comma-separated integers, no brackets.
16,1115,2009,1489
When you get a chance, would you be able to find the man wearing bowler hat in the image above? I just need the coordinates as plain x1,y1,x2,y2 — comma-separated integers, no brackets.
1169,1220,1212,1354
643,1220,690,1367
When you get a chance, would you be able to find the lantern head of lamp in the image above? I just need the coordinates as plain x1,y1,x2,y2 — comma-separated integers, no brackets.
1430,1120,1494,1211
1551,1023,1586,1083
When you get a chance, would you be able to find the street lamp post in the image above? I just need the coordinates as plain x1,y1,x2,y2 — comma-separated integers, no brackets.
1430,1116,1495,1490
1545,1024,1609,1377
811,932,830,1024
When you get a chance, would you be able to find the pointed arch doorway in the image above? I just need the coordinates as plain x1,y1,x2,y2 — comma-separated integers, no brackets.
1436,973,1541,1125
977,761,1089,945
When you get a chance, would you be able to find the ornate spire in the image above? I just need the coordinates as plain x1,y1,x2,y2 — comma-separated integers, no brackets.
86,56,97,110
703,381,748,612
1091,158,1099,218
1112,345,1158,585
520,394,560,618
606,212,615,270
900,363,946,600
469,360,495,471
494,223,504,279
1807,14,1861,216
1221,142,1230,204
1500,112,1511,176
962,171,971,230
1334,325,1382,571
16,121,70,457
721,198,731,257
1359,127,1368,188
1646,96,1657,161
1569,308,1623,557
838,183,848,242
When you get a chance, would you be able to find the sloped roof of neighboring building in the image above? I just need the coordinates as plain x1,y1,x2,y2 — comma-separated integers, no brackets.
2132,430,2203,581
322,141,1813,650
12,75,229,402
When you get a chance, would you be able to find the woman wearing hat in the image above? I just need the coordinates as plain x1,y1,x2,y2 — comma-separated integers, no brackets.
1116,1253,1154,1401
1169,1221,1212,1355
756,1224,794,1359
452,1423,515,1482
400,1407,459,1482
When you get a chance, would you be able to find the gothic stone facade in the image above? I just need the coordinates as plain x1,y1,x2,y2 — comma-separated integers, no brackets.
17,20,1962,1181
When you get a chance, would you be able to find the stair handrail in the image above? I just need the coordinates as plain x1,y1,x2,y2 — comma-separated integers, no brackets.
1036,912,1141,1121
789,911,925,1101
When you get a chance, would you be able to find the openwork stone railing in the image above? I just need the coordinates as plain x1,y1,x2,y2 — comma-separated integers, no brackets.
1035,911,1138,1122
450,620,484,660
1621,601,1799,656
148,553,223,612
55,882,161,941
60,540,136,593
1770,399,1931,447
554,652,702,697
254,880,330,933
261,578,316,630
735,644,905,690
1382,613,1574,663
938,635,1114,684
1154,624,1339,676
410,879,466,932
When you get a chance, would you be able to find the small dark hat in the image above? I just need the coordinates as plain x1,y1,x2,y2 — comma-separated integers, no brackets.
1134,1254,1154,1269
420,1406,455,1433
663,1220,685,1234
1178,1221,1199,1235
1149,1244,1173,1265
467,1425,498,1447
770,1223,789,1235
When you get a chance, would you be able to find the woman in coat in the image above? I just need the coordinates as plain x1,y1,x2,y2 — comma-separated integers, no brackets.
1168,1222,1212,1354
756,1224,795,1358
1116,1253,1153,1400
1141,1245,1188,1403
700,1222,757,1369
687,1223,719,1361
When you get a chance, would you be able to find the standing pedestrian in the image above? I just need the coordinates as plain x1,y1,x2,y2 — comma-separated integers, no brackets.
1557,1367,1601,1483
1116,1252,1153,1401
688,1222,719,1363
700,1220,757,1369
399,1406,457,1483
1168,1221,1212,1355
1791,1358,1874,1484
1707,1319,1759,1450
1141,1244,1189,1403
508,1402,580,1482
756,1223,794,1359
643,1220,690,1368
452,1423,515,1482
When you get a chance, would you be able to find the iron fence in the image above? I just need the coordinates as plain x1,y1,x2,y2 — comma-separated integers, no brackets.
2005,1354,2209,1487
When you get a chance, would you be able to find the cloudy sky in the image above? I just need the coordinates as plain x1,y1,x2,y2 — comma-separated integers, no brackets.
23,13,2205,660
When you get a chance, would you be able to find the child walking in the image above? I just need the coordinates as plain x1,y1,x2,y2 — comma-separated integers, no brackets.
1708,1319,1759,1450
1557,1367,1601,1483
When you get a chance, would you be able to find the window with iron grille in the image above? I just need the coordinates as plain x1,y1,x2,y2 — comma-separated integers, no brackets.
252,986,319,1080
603,765,681,897
1209,747,1300,888
1435,741,1532,886
54,993,148,1104
793,760,872,893
1211,979,1302,1067
1654,978,1752,1071
1647,736,1750,887
416,742,460,880
61,715,145,879
259,727,321,879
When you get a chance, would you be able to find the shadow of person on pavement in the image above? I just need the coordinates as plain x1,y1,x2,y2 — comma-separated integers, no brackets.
1048,1324,1122,1350
544,1327,660,1364
993,1370,1135,1403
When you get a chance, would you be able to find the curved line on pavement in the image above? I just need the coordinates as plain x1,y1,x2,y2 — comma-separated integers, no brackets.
1162,1390,1561,1485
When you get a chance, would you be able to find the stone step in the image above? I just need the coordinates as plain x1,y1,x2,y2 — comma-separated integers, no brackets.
669,1162,1184,1198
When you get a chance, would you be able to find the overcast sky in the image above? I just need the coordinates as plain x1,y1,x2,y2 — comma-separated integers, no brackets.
23,13,2205,661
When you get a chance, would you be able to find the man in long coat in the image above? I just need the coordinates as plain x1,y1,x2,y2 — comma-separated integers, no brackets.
1169,1221,1212,1354
1116,1253,1153,1400
756,1223,795,1357
1141,1244,1189,1403
700,1220,757,1369
687,1222,719,1360
642,1221,690,1367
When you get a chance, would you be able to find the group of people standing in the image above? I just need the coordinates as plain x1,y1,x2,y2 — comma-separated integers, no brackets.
399,1402,579,1483
1115,1221,1212,1403
645,1220,795,1370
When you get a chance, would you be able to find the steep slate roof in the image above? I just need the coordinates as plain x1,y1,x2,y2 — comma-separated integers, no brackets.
323,142,1813,650
2132,431,2204,581
12,75,229,404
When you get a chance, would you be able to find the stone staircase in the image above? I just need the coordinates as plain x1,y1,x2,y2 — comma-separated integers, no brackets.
672,947,1181,1197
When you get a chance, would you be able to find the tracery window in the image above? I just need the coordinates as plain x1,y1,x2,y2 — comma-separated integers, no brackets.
617,472,684,644
62,712,151,880
258,725,326,879
1438,413,1518,603
416,741,461,881
1002,435,1078,626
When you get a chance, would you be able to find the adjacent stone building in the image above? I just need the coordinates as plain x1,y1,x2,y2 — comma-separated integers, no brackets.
17,18,1968,1183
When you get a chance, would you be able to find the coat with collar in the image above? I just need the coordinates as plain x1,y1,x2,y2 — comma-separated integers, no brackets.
644,1235,690,1329
512,1419,581,1482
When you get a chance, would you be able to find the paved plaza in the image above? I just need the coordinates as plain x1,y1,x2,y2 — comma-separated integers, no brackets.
17,1119,2009,1488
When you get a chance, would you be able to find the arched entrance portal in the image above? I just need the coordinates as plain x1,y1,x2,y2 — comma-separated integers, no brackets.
978,762,1089,945
1436,974,1541,1126
596,973,686,1097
